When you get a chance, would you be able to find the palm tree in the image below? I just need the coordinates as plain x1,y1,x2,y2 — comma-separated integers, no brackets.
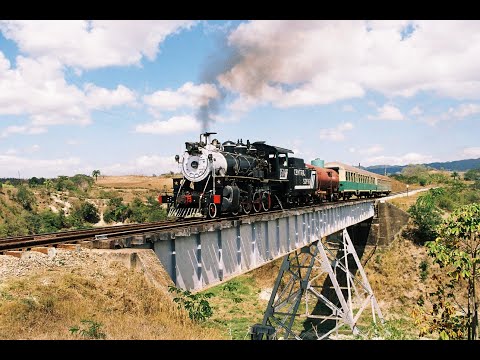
451,171,459,181
92,170,101,182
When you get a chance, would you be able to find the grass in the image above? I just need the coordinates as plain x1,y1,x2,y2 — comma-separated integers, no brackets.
388,191,426,212
203,276,268,339
0,262,221,339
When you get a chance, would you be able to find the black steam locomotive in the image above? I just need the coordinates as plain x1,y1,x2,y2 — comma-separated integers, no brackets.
158,132,318,218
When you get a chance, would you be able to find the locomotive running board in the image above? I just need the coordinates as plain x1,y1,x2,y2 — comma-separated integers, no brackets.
168,207,204,219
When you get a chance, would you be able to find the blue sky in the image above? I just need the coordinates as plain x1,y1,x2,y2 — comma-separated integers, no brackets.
0,20,479,178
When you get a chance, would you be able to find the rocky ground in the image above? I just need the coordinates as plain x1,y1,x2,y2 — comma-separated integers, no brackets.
0,247,114,282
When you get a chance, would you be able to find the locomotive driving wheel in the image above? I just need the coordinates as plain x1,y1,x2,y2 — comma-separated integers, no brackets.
261,191,271,212
252,191,262,213
208,203,217,219
242,197,252,214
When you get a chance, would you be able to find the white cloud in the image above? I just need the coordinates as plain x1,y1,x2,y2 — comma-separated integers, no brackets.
0,20,194,70
449,103,480,118
409,106,423,116
0,52,137,135
0,154,82,178
27,144,40,153
421,103,480,125
319,122,354,141
360,144,384,155
217,20,480,109
368,104,404,121
144,82,219,111
462,147,480,158
0,125,47,138
66,139,81,145
101,155,178,176
84,83,137,109
135,115,200,135
363,152,436,166
227,95,261,113
342,104,355,112
0,152,179,178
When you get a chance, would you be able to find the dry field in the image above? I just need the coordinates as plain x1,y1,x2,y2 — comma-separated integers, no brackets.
96,175,175,192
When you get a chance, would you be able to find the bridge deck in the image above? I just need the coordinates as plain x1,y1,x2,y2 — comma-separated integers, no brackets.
151,200,375,291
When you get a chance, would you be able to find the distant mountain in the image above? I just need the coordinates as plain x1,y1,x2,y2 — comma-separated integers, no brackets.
364,158,480,175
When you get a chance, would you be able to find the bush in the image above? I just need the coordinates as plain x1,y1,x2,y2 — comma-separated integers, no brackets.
80,202,100,224
28,177,45,187
463,168,480,181
15,185,36,211
103,197,131,223
25,210,68,234
472,180,480,190
408,189,443,242
168,286,214,322
71,201,100,224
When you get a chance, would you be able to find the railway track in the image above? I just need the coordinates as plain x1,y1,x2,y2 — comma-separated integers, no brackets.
0,191,411,253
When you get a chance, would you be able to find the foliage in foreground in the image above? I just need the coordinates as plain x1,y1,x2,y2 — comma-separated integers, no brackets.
414,203,480,340
69,319,106,339
168,286,214,322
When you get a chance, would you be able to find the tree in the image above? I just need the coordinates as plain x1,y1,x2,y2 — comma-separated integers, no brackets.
424,204,480,339
92,170,101,182
402,164,429,178
464,168,480,181
408,188,444,242
103,196,131,223
451,171,459,181
15,185,36,211
78,202,100,224
44,179,53,193
28,177,40,187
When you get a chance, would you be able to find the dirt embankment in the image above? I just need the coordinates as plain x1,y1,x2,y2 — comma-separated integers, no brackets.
0,248,222,340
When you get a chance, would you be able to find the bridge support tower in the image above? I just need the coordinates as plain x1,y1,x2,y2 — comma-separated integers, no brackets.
250,228,383,340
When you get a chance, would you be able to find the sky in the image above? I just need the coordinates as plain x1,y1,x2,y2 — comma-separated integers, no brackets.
0,20,479,178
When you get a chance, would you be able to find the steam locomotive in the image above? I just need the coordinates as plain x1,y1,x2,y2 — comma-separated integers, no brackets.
158,132,391,219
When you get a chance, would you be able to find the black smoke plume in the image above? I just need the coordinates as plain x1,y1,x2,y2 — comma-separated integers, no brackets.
196,35,241,133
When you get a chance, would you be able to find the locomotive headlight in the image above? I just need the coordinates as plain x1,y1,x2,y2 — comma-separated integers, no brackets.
191,160,199,169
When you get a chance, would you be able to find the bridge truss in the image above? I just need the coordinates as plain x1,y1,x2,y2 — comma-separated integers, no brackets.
250,228,383,340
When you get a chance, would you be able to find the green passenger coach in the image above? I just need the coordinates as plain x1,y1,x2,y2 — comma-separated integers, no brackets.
324,162,391,200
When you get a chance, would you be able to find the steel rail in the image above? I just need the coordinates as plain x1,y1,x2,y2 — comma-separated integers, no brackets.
0,192,404,252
